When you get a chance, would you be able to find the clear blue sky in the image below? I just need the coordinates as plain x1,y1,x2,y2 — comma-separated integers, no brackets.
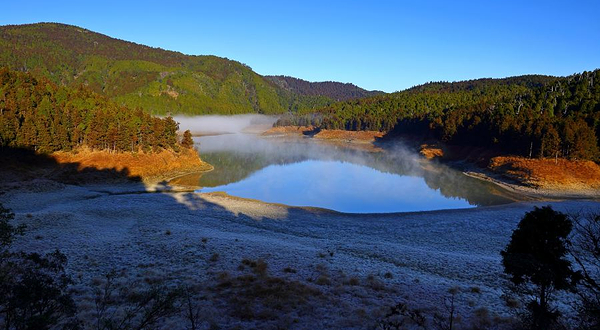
2,0,599,92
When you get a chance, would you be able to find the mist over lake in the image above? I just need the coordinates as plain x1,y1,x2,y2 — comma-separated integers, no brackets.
170,115,519,213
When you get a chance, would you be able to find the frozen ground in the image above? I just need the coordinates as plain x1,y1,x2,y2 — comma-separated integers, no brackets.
2,179,600,329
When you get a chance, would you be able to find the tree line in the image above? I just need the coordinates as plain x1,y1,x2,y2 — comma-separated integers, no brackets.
266,75,383,102
277,70,600,161
0,67,193,153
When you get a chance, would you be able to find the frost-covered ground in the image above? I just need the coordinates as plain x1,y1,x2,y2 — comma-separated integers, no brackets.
3,179,600,329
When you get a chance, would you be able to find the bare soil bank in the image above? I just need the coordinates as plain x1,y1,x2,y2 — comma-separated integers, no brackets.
263,126,383,143
262,126,384,152
419,144,600,198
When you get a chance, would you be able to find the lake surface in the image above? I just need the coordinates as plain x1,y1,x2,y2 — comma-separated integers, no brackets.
170,133,521,213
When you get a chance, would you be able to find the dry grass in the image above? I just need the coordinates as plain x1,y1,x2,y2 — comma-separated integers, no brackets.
345,276,360,286
51,147,211,181
489,156,600,190
261,125,315,136
314,129,383,142
263,126,383,142
214,259,322,321
420,144,444,159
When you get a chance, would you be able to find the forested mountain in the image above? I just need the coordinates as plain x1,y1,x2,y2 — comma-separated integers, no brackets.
0,68,186,153
0,23,335,115
265,75,383,102
277,71,600,161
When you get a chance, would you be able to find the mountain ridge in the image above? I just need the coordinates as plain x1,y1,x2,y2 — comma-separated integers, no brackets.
265,75,383,102
0,22,380,115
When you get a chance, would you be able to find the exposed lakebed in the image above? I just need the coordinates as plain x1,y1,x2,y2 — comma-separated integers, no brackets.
170,132,522,213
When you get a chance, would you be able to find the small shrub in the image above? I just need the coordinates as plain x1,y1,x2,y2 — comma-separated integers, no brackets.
209,253,219,262
315,275,331,286
376,303,427,330
384,272,393,279
346,276,360,286
504,296,520,308
315,263,328,273
470,286,481,294
283,267,297,274
470,307,493,329
367,275,385,291
254,259,268,277
241,258,257,267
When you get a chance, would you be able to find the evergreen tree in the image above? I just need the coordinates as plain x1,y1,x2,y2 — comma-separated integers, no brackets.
501,206,580,329
181,130,194,149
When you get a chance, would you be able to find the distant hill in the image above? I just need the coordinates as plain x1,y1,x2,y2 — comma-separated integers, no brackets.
404,75,556,93
266,75,383,102
0,23,340,115
277,70,600,161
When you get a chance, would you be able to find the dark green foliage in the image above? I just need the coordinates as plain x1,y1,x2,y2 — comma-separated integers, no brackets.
501,206,580,329
376,302,426,330
571,212,600,329
0,203,77,330
0,204,24,248
266,75,383,102
0,68,181,153
283,70,600,161
0,23,336,115
0,251,77,330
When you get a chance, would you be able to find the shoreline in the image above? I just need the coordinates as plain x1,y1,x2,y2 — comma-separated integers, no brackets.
4,175,600,328
264,126,600,200
3,135,600,328
461,166,600,200
262,126,385,152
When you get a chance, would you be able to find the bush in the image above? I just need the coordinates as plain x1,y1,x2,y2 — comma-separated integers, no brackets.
0,203,77,330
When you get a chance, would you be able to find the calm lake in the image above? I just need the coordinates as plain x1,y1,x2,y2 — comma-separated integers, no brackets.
170,130,521,213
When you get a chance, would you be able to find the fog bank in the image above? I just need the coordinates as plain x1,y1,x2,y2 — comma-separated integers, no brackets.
174,114,278,135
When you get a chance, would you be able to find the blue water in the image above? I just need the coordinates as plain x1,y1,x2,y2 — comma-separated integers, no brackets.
199,159,473,213
172,133,518,213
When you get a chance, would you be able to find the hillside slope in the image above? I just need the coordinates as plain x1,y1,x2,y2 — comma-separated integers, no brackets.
0,23,334,115
278,71,600,161
266,75,383,102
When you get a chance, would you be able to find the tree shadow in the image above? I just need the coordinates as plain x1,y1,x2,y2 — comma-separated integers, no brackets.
0,146,287,222
301,126,321,137
0,146,143,185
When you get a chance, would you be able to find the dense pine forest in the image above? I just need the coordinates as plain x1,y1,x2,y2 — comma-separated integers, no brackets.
278,70,600,161
0,68,186,153
265,75,383,102
0,23,375,115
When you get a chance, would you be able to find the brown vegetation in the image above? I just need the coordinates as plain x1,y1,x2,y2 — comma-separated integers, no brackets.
261,125,315,136
419,144,444,159
214,259,322,322
489,156,600,190
313,129,383,142
51,147,212,182
263,125,383,143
